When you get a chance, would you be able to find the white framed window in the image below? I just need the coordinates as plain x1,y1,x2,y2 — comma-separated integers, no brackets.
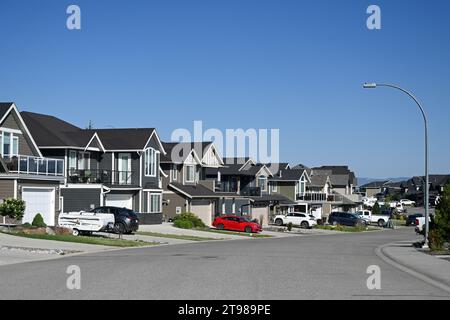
185,165,195,183
258,176,267,191
1,131,19,158
271,181,278,192
171,164,178,182
300,175,306,194
78,152,90,170
12,136,18,156
69,150,77,170
145,147,157,177
149,193,162,213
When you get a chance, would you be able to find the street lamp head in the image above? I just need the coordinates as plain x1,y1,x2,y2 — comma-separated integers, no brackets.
363,83,377,89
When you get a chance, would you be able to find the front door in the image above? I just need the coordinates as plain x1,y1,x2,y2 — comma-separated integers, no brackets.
118,153,131,185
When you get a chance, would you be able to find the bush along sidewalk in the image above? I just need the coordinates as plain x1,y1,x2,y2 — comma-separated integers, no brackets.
173,212,205,229
427,184,450,252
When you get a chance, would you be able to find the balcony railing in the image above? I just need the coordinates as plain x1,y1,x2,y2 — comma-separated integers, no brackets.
240,187,262,197
5,155,64,177
67,169,134,185
296,192,343,203
215,181,238,193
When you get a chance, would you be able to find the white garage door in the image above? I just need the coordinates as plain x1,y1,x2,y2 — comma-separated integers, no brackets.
191,202,213,226
106,194,133,209
22,188,55,227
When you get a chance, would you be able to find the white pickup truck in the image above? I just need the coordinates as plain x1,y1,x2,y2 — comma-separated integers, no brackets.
357,210,390,227
414,216,431,234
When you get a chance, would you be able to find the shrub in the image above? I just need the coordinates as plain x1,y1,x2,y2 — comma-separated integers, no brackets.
429,229,445,251
287,222,293,232
173,212,205,228
372,203,381,215
31,213,47,228
0,198,26,220
174,219,194,229
424,186,449,251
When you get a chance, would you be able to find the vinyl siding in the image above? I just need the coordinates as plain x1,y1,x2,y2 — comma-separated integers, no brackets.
275,182,297,202
61,188,101,212
1,112,37,157
0,180,15,200
162,192,187,220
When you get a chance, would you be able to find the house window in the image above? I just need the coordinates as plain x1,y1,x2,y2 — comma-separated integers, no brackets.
271,181,278,192
145,147,157,177
1,132,19,158
69,151,77,170
300,176,306,194
149,193,162,213
171,164,178,182
78,152,90,170
185,165,195,183
258,176,267,191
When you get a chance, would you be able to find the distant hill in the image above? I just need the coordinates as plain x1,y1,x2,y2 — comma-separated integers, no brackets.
357,177,410,187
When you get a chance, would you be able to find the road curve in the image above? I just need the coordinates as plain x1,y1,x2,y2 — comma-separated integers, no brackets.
0,228,449,300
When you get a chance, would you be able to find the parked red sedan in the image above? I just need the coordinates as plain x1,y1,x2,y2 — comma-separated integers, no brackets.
212,215,262,233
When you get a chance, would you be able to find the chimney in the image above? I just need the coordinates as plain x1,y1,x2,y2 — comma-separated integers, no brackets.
279,170,282,178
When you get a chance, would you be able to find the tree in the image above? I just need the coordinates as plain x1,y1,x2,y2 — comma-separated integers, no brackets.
372,202,381,215
0,198,26,220
431,184,450,247
32,213,47,228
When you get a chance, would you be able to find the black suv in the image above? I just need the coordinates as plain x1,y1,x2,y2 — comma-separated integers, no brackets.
91,206,139,234
406,213,424,226
328,212,367,227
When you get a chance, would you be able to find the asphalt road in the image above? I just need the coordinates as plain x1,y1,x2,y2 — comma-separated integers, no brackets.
0,228,449,300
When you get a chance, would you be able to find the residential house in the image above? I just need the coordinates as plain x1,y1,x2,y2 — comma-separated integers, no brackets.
160,141,234,226
21,111,166,223
267,167,309,214
359,180,390,197
205,158,295,225
0,103,65,226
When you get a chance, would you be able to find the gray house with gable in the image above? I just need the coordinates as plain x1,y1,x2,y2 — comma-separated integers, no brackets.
21,111,166,221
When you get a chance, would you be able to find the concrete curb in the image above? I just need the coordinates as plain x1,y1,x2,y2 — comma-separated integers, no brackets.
375,241,450,294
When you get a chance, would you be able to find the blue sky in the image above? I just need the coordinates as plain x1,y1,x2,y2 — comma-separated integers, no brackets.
1,0,449,178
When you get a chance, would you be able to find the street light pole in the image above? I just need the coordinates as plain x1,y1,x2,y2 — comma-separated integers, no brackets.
363,83,430,248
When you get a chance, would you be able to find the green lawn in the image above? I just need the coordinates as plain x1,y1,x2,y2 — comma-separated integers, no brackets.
391,219,407,227
194,228,272,238
314,225,380,233
137,231,221,241
4,232,156,247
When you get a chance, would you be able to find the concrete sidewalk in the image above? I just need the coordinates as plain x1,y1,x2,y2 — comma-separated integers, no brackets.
378,240,450,293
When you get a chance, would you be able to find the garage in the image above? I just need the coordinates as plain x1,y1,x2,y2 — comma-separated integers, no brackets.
22,187,56,226
105,193,133,209
251,206,269,226
190,200,214,226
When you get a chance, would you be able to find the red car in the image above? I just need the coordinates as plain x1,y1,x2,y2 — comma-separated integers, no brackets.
212,215,262,233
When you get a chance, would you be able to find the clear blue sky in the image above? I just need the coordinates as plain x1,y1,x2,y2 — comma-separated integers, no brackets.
1,0,449,178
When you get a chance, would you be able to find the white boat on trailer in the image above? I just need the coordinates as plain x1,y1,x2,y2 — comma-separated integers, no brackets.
58,211,115,236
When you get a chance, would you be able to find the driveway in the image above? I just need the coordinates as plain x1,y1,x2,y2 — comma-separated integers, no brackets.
0,227,448,299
